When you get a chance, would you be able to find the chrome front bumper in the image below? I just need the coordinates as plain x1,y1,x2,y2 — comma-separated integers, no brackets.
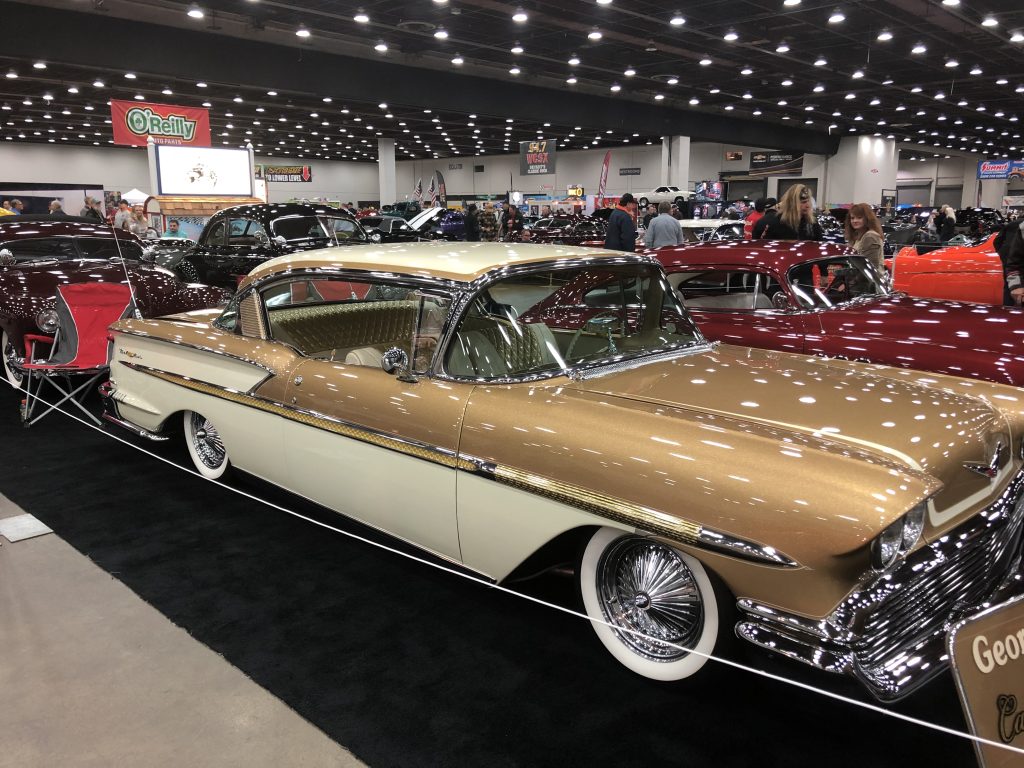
737,471,1024,701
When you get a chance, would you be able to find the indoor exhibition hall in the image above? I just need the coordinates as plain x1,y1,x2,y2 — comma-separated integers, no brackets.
3,1,1024,766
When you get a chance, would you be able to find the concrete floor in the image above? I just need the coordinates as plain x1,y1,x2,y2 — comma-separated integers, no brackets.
0,493,366,768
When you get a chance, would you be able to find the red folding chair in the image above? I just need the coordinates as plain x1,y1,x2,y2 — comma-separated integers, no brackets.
20,282,134,427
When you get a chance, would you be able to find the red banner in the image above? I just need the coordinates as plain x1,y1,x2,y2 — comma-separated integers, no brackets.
110,100,211,147
597,150,611,206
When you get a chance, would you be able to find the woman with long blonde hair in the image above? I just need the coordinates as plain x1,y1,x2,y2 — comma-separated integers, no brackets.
755,184,823,241
844,203,884,271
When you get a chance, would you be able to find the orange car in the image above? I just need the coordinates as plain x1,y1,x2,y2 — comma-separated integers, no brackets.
891,235,1004,305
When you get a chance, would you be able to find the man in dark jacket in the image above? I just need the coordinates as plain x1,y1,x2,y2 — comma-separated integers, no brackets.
604,193,638,251
463,204,481,241
995,219,1024,305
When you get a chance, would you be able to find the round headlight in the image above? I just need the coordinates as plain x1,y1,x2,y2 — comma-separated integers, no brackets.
902,502,927,551
872,518,904,571
35,309,60,334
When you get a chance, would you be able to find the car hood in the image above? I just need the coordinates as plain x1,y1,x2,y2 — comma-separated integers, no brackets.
569,343,1017,541
820,293,1024,354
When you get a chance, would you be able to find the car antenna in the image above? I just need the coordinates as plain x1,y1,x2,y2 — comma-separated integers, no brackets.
109,222,140,316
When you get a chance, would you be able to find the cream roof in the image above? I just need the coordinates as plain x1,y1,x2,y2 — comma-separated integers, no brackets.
241,241,637,287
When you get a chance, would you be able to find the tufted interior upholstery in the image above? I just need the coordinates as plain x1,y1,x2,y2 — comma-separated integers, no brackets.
268,300,418,360
447,316,559,378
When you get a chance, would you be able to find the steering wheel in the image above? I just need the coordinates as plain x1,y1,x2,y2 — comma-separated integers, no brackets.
566,310,622,359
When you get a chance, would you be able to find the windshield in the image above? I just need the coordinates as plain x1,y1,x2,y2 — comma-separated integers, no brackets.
445,263,703,380
787,255,887,309
77,237,144,260
270,215,366,244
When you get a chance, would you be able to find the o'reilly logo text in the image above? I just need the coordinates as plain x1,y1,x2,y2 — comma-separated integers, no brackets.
126,107,197,142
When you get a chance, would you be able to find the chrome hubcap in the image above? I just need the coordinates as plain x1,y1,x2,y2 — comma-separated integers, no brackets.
189,412,225,470
596,537,705,662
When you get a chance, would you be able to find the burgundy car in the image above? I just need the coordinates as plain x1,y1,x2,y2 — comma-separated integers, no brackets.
654,240,1024,387
0,216,228,386
529,215,606,245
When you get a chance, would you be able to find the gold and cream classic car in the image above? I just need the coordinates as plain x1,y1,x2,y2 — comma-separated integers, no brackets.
102,242,1024,701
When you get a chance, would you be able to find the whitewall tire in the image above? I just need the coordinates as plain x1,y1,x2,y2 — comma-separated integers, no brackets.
2,330,23,388
579,527,721,681
184,410,230,479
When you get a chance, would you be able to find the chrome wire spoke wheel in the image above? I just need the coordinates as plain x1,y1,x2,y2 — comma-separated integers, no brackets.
597,537,705,661
2,330,23,388
184,410,230,479
579,528,721,681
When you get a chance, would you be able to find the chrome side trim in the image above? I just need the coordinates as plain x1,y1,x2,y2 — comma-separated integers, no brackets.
112,328,277,375
100,412,170,442
462,458,799,567
570,343,716,381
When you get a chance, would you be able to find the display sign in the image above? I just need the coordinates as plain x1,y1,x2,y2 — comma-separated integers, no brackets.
448,163,463,170
949,596,1024,768
695,181,724,201
255,164,313,183
978,160,1024,180
520,140,556,175
1004,196,1024,208
619,167,642,176
567,185,585,197
725,151,744,161
749,151,804,177
110,99,211,147
155,146,253,196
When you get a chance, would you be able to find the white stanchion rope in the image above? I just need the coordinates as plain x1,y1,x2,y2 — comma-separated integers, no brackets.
4,376,1024,760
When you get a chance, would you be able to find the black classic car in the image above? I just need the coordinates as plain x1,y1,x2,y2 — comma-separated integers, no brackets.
528,215,606,245
359,215,425,243
170,203,367,289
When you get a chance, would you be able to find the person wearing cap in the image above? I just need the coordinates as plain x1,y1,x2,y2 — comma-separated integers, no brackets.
80,196,103,222
744,197,776,239
604,193,638,251
753,185,822,241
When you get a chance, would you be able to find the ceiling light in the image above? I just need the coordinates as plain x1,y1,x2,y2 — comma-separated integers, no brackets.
777,99,788,106
911,86,922,92
723,31,738,41
162,88,173,95
67,86,78,93
742,92,752,99
945,59,958,67
911,42,926,54
233,96,243,103
670,13,685,25
981,16,998,27
588,28,603,40
654,93,665,100
776,42,791,53
870,97,881,105
610,83,621,92
187,5,204,19
667,77,679,85
852,70,864,78
434,27,449,39
814,57,827,66
1012,32,1024,43
353,11,370,23
699,57,712,66
374,41,388,52
970,66,983,75
740,67,753,75
783,0,801,5
451,55,464,65
877,30,893,41
511,43,524,54
512,8,528,22
92,79,104,88
566,76,577,84
781,78,793,86
828,10,845,23
624,67,636,76
845,93,855,100
941,0,959,5
196,81,207,88
813,84,825,92
688,97,700,105
296,26,311,38
997,78,1009,85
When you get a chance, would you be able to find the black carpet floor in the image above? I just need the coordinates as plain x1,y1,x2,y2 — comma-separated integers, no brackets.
0,386,979,767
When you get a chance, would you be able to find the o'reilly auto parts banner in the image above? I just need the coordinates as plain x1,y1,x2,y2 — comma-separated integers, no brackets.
111,99,211,147
520,140,556,175
978,159,1024,180
748,151,804,177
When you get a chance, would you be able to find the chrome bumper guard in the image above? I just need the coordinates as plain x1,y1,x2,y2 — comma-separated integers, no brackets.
98,381,169,442
737,471,1024,701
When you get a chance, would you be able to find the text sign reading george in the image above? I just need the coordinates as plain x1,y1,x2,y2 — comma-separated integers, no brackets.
111,99,211,147
949,595,1024,768
520,141,556,175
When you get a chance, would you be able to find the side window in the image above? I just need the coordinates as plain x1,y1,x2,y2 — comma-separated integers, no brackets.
5,238,78,261
202,218,227,247
323,217,365,241
671,270,768,311
228,218,269,247
259,276,450,370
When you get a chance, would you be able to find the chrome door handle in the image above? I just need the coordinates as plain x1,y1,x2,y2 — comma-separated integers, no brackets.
294,375,303,386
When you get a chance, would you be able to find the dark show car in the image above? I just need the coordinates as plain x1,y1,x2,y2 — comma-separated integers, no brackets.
173,203,367,289
0,216,228,386
360,215,425,243
406,207,465,241
529,216,606,245
653,240,1024,387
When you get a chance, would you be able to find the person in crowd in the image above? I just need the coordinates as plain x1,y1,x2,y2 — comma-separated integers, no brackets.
80,196,103,222
642,204,658,229
743,197,775,239
1,200,9,212
844,203,884,272
478,202,499,242
500,205,524,241
48,200,69,217
644,202,684,249
8,199,24,215
604,193,638,251
463,204,481,241
936,205,957,240
753,185,822,240
113,199,132,231
162,219,187,238
995,218,1024,305
128,207,149,237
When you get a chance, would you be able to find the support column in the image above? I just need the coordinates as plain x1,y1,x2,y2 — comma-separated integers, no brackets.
979,179,1007,209
661,138,671,186
825,135,897,205
377,138,396,207
659,136,691,188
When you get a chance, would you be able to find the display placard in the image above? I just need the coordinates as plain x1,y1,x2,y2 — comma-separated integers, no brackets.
520,141,556,175
155,146,253,196
978,160,1024,180
749,152,804,177
618,167,642,176
111,99,211,147
949,595,1024,768
256,164,313,183
567,185,585,197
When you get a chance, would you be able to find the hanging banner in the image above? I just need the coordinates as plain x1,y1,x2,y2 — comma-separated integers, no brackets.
749,151,804,176
255,164,312,183
978,160,1024,180
596,151,611,205
435,170,447,207
111,99,211,147
520,140,556,175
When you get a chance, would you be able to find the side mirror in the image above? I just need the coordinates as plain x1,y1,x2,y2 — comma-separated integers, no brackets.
0,248,14,266
771,292,792,311
255,230,270,247
381,347,417,382
273,235,288,247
